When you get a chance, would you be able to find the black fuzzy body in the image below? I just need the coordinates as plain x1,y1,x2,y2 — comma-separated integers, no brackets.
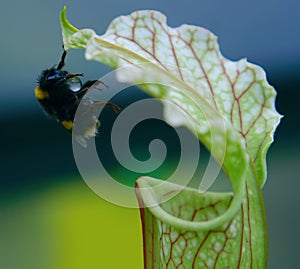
35,50,120,146
36,67,93,124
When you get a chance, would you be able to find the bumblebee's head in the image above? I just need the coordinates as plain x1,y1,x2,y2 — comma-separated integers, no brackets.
39,68,68,84
36,69,68,98
40,49,68,84
36,49,84,94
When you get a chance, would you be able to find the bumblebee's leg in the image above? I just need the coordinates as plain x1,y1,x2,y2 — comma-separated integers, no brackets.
82,80,98,88
82,80,109,91
76,80,109,98
94,100,121,114
65,73,84,80
57,49,67,70
92,80,109,89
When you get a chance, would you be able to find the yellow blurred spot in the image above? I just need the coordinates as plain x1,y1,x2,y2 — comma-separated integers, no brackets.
62,120,73,130
0,179,143,269
34,86,49,100
42,181,143,269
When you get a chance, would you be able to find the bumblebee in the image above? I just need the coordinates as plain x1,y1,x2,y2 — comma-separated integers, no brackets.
35,49,120,146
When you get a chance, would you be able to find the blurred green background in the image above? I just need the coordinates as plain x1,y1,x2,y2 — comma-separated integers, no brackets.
0,0,299,268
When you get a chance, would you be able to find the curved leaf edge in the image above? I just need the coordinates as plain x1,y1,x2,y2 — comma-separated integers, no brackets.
136,176,243,231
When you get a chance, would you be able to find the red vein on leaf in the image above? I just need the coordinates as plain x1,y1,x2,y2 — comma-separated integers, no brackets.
194,201,223,221
237,205,245,269
154,18,184,81
167,232,185,268
131,15,138,44
177,233,188,268
178,33,218,109
238,80,255,100
148,12,157,57
161,227,171,265
250,90,269,164
212,221,235,269
244,85,266,140
246,183,254,269
168,35,184,81
166,231,176,267
216,53,245,133
191,232,211,269
254,129,270,163
244,103,264,138
151,214,155,269
232,69,241,87
114,32,168,69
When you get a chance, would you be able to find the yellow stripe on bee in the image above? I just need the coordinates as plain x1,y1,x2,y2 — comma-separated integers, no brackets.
62,120,73,130
35,86,49,100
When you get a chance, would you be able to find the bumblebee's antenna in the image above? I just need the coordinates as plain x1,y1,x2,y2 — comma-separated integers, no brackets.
57,48,67,70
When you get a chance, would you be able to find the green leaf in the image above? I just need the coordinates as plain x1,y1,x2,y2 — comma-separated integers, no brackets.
60,7,281,268
136,178,242,268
